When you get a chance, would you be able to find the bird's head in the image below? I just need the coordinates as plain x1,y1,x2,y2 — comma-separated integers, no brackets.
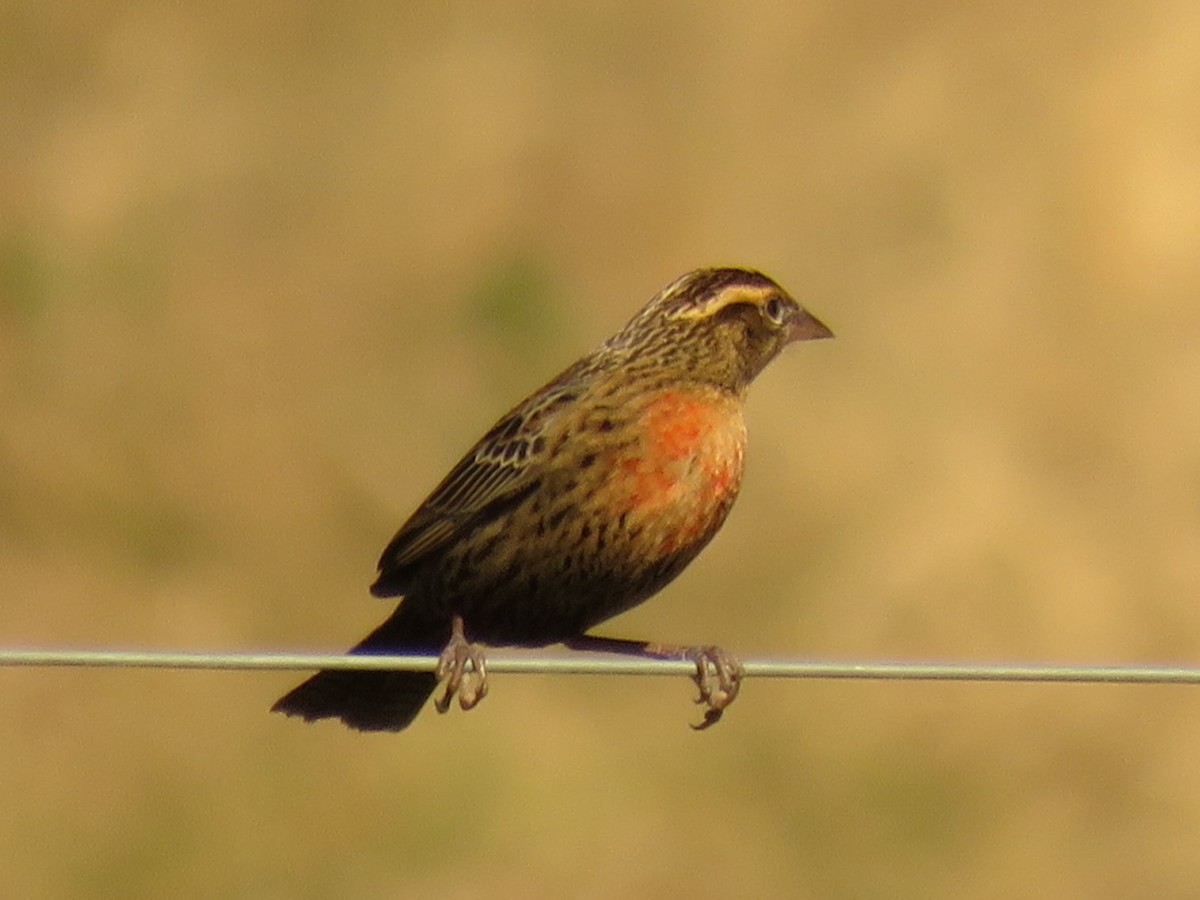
604,267,833,392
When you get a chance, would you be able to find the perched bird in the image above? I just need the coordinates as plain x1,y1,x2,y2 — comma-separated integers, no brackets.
273,267,832,732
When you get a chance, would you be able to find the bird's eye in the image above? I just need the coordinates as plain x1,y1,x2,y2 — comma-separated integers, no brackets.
763,296,788,325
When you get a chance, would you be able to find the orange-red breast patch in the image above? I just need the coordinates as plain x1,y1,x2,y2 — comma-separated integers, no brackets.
615,388,745,555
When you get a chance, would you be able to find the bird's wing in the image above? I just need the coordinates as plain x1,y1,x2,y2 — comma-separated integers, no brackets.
371,382,581,593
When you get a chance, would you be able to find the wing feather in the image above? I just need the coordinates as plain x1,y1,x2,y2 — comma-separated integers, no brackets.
371,383,581,594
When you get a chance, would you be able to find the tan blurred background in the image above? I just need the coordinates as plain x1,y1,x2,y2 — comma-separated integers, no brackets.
3,2,1200,898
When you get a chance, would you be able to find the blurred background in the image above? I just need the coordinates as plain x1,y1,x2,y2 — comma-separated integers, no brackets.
3,2,1200,897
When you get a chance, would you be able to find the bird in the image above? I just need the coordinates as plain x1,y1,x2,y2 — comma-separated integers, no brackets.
272,266,832,732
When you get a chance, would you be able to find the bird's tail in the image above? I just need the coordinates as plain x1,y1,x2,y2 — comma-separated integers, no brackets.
271,603,451,732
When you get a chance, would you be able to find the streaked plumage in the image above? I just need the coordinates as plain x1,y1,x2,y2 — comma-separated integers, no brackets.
273,266,832,731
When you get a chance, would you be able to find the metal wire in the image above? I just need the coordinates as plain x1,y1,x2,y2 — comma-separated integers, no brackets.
3,648,1200,684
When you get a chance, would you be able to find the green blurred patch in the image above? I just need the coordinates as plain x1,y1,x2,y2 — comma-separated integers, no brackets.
865,750,977,852
465,253,562,352
460,252,570,400
115,497,210,569
0,232,51,320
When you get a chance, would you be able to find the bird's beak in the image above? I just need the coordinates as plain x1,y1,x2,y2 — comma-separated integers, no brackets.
788,308,834,343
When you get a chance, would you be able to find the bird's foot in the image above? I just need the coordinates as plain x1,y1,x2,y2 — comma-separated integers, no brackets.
434,616,488,713
684,645,744,730
563,634,745,730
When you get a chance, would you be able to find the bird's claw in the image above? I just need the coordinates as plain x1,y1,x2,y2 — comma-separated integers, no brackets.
685,645,743,730
434,629,489,714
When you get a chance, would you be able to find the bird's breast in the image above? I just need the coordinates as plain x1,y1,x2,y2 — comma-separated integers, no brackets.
613,387,746,558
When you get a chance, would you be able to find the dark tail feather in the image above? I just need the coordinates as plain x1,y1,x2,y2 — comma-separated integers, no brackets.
272,605,450,732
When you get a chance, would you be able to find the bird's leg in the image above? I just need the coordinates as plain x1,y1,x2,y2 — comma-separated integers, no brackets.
435,614,489,713
563,634,744,730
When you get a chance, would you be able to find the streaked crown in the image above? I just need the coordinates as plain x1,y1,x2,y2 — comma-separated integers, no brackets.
598,267,832,392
